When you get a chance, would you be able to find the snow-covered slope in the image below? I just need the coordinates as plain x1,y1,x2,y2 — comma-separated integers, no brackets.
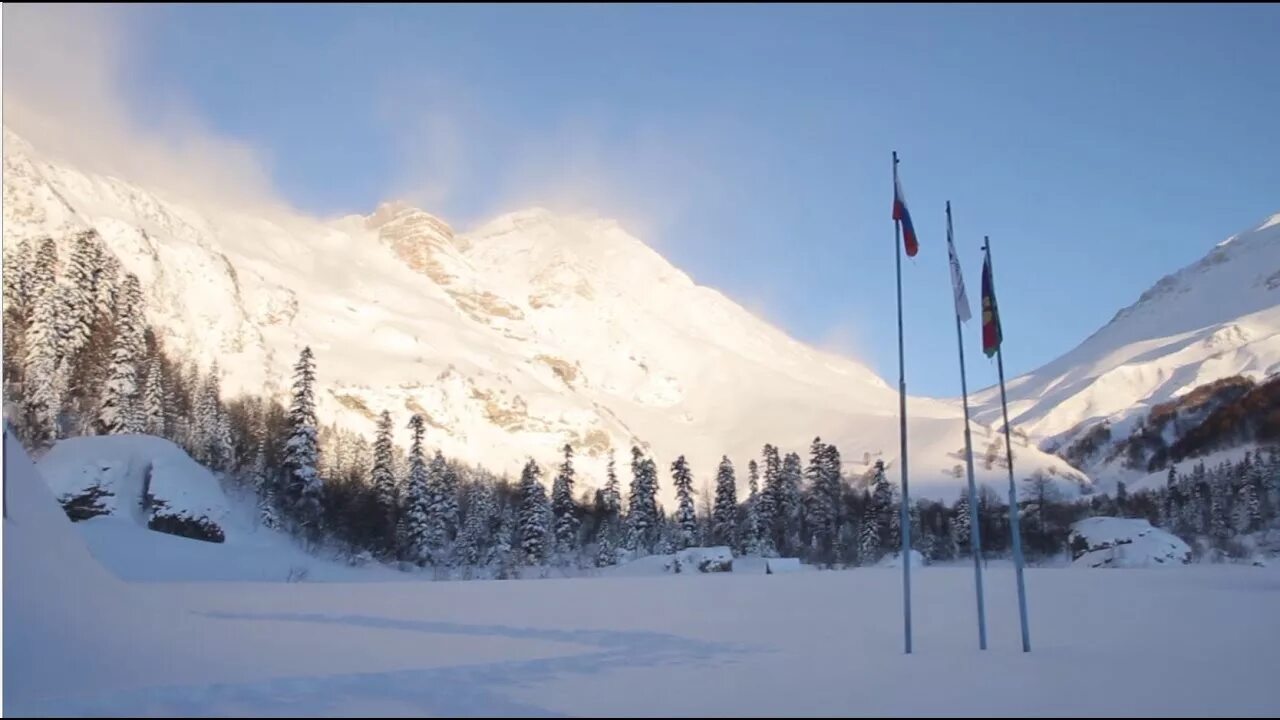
2,129,1085,501
970,213,1280,467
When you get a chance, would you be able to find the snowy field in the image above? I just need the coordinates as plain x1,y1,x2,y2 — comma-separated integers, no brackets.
6,433,1280,717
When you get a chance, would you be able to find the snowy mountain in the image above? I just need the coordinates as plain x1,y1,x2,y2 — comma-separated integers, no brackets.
969,212,1280,477
2,128,1085,501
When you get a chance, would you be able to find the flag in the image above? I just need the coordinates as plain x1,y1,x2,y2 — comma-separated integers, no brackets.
981,253,1002,357
947,218,971,323
892,174,919,257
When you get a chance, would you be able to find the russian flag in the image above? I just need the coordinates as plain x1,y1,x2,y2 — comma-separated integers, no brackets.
893,174,919,257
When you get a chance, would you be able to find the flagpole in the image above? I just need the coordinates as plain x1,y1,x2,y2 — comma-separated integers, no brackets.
984,235,1031,653
949,202,986,651
893,151,912,655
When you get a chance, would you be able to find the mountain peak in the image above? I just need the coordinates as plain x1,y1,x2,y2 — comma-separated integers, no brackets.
364,200,452,235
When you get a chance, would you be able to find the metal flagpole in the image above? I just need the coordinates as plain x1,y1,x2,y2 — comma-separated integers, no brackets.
984,236,1031,653
893,151,912,655
948,202,987,650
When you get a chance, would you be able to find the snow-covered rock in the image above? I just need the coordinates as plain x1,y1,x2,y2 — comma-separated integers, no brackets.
1068,517,1191,568
877,549,926,569
37,435,230,542
664,546,734,574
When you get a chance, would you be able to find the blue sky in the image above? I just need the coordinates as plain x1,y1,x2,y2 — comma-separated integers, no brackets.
25,4,1280,397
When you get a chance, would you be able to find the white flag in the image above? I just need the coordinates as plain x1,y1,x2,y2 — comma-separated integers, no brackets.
947,223,972,322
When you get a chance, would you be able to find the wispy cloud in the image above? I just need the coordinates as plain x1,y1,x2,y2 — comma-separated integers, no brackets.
3,5,282,212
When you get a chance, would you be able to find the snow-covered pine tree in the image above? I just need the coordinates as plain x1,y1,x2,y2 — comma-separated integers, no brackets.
1163,465,1178,531
626,446,657,555
59,233,103,366
712,455,737,549
779,451,804,555
886,487,901,555
760,444,782,551
94,327,139,435
595,526,619,567
909,500,923,553
1210,471,1231,542
371,410,398,553
3,239,36,388
458,481,496,568
22,273,65,447
218,407,238,470
251,445,280,530
441,460,460,540
602,452,621,516
804,438,840,563
741,463,763,556
424,450,451,565
493,506,518,580
870,460,895,552
952,489,972,557
859,506,881,565
402,414,431,565
283,346,323,543
1235,482,1260,534
518,459,550,565
551,444,580,560
671,454,697,550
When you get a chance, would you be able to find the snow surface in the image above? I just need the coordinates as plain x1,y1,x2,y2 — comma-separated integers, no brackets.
7,430,1280,716
2,128,1087,502
1069,517,1192,569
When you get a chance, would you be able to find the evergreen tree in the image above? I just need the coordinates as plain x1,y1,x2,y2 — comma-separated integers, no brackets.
741,466,763,556
712,455,738,549
952,490,972,556
671,454,697,549
424,451,451,564
626,446,660,555
596,452,622,565
1163,466,1178,531
248,445,279,530
371,410,398,553
551,444,580,559
595,526,619,567
518,459,550,565
760,444,782,549
142,361,166,436
458,481,496,567
1210,474,1231,542
779,451,804,555
402,414,431,564
1236,482,1261,534
870,460,895,552
1116,480,1129,517
213,409,235,470
95,330,138,435
859,506,881,565
283,347,323,541
804,439,843,564
59,233,102,365
602,453,621,516
22,277,65,446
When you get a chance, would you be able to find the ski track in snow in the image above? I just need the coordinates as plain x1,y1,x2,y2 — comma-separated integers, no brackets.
18,611,758,717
